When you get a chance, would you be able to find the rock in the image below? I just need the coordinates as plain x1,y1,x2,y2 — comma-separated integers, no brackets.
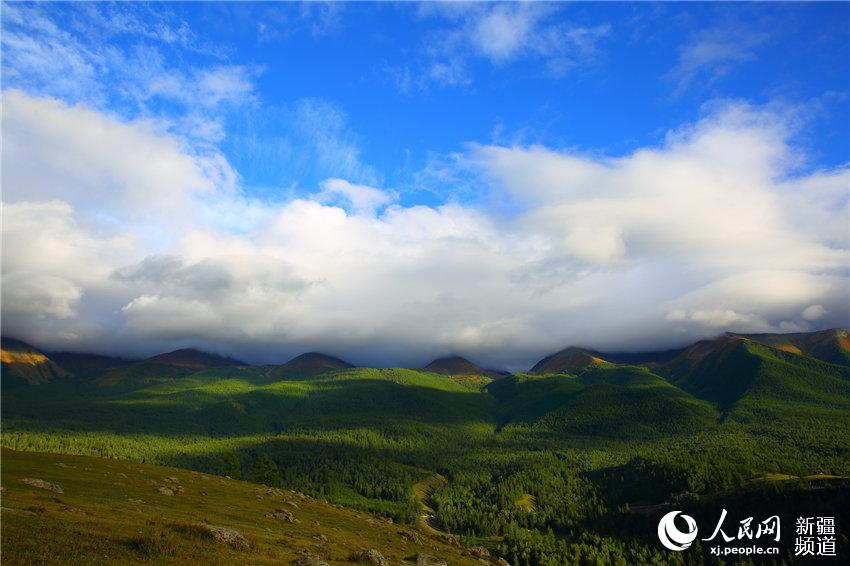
267,508,296,522
290,557,329,566
313,533,328,542
195,523,249,550
286,499,300,508
165,476,180,483
398,530,423,545
470,546,490,558
157,487,174,496
21,478,63,493
360,549,388,566
441,533,460,547
412,554,448,566
496,559,511,566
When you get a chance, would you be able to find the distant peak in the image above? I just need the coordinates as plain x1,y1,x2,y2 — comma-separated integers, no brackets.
272,352,354,377
144,348,242,369
530,347,608,374
424,356,485,375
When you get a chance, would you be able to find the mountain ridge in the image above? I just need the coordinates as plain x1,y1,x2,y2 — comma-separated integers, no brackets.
270,352,355,377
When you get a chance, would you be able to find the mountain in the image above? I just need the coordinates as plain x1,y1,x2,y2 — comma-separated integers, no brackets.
51,351,134,377
729,328,850,366
425,355,484,375
491,365,718,438
144,348,243,371
0,337,66,385
270,352,354,377
532,328,850,376
662,334,850,413
530,347,609,374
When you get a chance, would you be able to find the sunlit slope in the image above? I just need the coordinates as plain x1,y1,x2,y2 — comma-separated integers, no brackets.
529,346,610,374
0,448,480,566
1,337,67,385
732,327,850,366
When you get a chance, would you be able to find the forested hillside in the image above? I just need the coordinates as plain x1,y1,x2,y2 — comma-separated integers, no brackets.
3,330,849,564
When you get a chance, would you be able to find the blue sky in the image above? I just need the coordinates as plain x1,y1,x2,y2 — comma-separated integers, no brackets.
2,2,849,366
5,2,848,202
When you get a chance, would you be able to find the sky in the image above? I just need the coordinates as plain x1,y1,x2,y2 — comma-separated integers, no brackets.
1,1,849,370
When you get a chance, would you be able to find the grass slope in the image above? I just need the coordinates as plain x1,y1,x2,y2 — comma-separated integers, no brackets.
2,367,497,521
0,448,481,565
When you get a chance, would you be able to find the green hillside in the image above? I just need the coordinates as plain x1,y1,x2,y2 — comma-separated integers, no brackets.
3,330,850,565
511,366,719,438
665,338,850,415
1,448,480,566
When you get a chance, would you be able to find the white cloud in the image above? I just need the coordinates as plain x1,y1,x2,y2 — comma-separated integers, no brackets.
316,179,398,216
149,65,259,108
470,4,540,62
1,89,226,230
405,4,610,89
801,304,827,321
2,91,847,367
667,22,771,95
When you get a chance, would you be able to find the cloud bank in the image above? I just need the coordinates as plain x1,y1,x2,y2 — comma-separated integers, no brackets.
2,87,847,369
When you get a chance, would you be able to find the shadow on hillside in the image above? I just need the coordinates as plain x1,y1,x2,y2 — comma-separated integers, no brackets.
1,374,498,441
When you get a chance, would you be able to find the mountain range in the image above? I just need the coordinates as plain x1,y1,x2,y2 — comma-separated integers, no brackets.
2,327,848,564
4,328,847,385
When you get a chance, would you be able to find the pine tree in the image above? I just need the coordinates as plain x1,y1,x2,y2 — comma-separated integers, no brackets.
251,452,280,486
222,451,241,480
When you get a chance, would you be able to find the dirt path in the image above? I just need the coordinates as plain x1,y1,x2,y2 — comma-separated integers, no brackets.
411,473,448,533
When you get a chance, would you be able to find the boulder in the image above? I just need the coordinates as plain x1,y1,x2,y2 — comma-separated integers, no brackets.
195,522,249,550
411,554,448,566
441,533,460,547
291,557,329,566
267,508,296,522
360,549,388,566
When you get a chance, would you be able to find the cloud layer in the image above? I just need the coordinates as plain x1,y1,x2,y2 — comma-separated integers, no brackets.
2,89,847,369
